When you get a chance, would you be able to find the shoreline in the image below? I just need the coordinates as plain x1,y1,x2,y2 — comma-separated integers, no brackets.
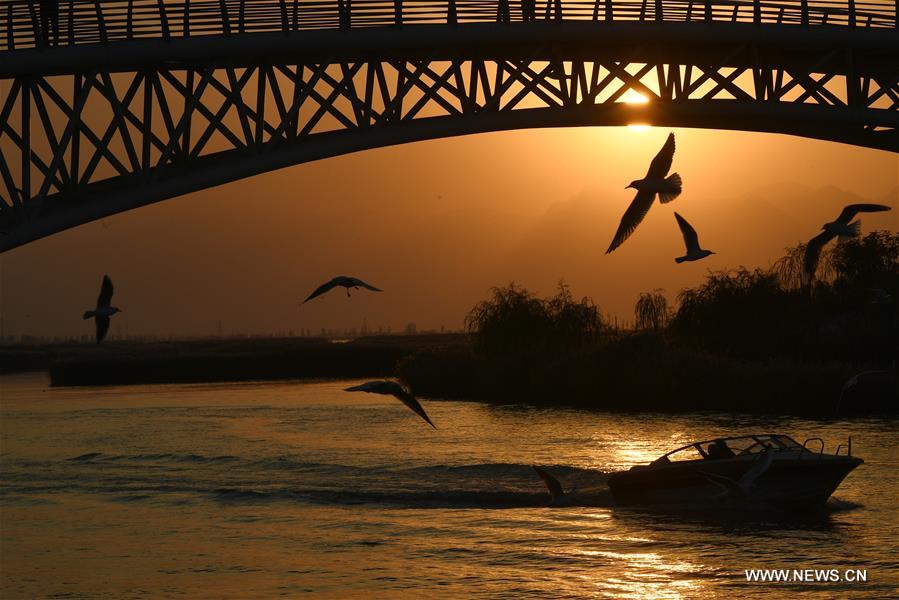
2,333,894,416
0,334,466,386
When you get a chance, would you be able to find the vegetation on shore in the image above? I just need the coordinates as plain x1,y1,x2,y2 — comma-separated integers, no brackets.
5,232,895,415
399,231,898,415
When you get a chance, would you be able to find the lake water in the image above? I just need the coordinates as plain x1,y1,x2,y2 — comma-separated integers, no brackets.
1,373,897,598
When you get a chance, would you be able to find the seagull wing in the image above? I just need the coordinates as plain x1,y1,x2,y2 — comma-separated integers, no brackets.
95,316,110,343
836,203,892,224
674,212,701,253
393,386,436,429
606,189,656,253
349,278,383,292
345,380,388,393
345,381,436,428
97,275,114,309
842,369,891,393
646,132,675,179
303,279,338,303
737,449,775,489
532,465,565,500
802,230,836,284
840,374,860,394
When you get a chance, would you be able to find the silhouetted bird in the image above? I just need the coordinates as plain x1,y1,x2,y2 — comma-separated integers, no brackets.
697,449,774,501
607,132,682,253
82,275,121,344
674,212,714,263
837,364,896,413
344,380,436,429
302,276,382,303
802,204,892,284
532,465,566,502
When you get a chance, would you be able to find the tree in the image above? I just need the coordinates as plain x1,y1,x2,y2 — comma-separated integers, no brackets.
634,289,669,331
830,231,899,291
465,282,605,352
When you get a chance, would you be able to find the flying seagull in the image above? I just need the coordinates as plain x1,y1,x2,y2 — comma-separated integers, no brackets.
532,465,566,502
697,449,774,501
674,212,714,263
802,204,892,284
302,276,382,303
836,364,896,414
344,380,436,429
82,275,121,344
607,132,683,253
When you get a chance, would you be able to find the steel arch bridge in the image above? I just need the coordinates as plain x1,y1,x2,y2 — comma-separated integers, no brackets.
0,0,897,251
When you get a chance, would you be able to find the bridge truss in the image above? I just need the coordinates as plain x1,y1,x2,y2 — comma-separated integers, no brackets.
1,0,897,250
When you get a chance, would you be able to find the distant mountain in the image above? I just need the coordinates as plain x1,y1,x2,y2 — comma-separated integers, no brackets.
711,182,897,264
876,185,899,205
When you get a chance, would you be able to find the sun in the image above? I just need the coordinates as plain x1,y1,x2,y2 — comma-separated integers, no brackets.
620,91,651,131
621,91,650,104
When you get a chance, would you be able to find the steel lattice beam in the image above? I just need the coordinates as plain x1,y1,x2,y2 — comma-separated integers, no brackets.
1,7,898,251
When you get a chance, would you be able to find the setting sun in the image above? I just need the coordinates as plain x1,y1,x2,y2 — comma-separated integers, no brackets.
622,91,651,130
621,91,651,104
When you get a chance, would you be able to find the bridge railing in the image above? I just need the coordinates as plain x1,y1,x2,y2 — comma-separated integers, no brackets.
1,0,896,51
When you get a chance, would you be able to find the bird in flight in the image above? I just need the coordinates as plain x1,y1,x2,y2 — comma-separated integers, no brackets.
532,465,566,502
302,276,382,303
837,364,896,413
344,380,436,429
82,275,121,344
607,132,682,253
802,203,892,284
673,212,714,263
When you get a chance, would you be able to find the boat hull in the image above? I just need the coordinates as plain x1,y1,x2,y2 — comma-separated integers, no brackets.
608,456,862,509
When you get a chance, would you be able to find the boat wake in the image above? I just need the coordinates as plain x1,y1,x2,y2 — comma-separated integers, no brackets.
1,454,613,509
210,463,614,508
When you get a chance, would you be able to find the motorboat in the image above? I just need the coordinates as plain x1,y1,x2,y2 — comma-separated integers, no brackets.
607,434,862,509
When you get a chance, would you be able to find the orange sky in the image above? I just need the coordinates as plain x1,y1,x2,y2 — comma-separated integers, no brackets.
1,126,897,339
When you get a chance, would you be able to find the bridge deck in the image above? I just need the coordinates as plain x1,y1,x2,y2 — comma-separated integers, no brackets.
2,0,896,56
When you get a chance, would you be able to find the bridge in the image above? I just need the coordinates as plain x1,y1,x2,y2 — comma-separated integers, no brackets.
0,0,897,251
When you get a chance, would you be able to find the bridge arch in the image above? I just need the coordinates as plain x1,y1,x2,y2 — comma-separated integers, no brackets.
1,1,897,251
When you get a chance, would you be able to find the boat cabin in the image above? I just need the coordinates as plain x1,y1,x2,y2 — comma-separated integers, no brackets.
650,434,815,466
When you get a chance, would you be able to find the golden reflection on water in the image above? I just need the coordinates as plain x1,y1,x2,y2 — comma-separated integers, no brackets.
590,430,694,472
598,551,705,600
2,375,896,598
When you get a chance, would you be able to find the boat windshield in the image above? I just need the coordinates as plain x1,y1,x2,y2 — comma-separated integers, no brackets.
656,434,805,463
